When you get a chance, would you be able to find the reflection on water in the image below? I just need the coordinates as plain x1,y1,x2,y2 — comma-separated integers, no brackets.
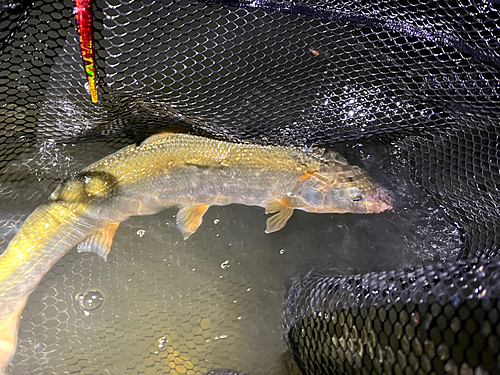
2,140,461,374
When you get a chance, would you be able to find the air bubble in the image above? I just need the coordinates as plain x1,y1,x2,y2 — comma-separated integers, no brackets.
75,290,104,315
155,336,170,350
213,219,220,224
280,249,285,254
220,260,230,269
136,229,145,237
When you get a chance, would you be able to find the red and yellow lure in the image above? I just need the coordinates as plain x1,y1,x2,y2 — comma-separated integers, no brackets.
75,0,98,103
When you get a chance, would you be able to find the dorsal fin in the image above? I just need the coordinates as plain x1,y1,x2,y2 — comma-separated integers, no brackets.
138,127,189,145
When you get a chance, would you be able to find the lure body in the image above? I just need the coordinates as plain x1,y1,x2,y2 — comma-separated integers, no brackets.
75,0,98,102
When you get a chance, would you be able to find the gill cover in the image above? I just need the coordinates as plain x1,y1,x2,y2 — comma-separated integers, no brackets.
292,178,325,208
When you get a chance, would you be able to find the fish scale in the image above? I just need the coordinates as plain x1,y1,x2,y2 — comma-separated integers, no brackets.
87,134,322,180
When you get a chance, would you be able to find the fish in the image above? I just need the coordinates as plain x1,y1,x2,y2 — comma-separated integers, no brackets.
0,132,392,372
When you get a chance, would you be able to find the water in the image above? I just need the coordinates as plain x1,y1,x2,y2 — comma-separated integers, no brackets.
1,139,462,374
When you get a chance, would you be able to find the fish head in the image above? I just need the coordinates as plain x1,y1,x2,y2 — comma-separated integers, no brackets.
290,167,392,214
338,185,393,214
50,171,117,204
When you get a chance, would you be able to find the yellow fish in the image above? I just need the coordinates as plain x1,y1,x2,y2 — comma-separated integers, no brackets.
0,133,391,372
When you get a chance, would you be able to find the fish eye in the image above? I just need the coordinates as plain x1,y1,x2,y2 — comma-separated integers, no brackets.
351,193,364,202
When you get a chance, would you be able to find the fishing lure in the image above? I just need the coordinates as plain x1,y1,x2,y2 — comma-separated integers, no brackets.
75,0,98,103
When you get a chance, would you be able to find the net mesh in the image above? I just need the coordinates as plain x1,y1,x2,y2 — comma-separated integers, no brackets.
285,264,500,375
0,0,499,374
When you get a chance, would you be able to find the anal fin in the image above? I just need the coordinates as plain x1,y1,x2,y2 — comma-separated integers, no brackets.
77,222,120,261
265,197,294,233
176,204,210,240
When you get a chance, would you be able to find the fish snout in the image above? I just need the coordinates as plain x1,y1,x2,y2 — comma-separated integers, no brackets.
365,188,393,213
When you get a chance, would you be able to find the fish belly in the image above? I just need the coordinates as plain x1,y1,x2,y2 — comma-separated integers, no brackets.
114,164,299,214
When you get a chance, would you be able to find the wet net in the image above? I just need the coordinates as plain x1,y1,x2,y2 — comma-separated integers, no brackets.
0,0,499,374
284,263,500,375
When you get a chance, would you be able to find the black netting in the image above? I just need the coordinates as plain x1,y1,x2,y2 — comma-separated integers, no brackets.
284,264,500,375
0,0,499,374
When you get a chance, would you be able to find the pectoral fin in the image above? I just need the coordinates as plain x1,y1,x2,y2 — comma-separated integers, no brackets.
77,222,120,261
176,204,210,240
265,198,294,233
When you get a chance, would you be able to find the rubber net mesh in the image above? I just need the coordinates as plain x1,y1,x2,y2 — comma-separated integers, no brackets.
0,0,499,374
